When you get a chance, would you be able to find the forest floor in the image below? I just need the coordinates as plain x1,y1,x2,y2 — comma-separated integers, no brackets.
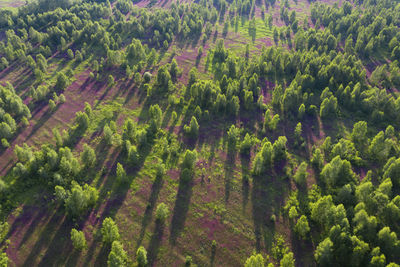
0,0,370,266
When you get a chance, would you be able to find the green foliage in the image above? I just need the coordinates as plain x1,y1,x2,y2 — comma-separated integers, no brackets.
64,182,99,218
116,163,127,183
81,144,96,169
55,73,68,92
315,238,333,266
101,217,120,244
108,241,128,267
136,246,148,267
184,116,199,139
294,215,310,239
245,253,265,267
71,229,87,251
0,253,8,267
320,156,357,188
240,133,253,156
294,162,308,186
155,202,169,222
280,252,295,267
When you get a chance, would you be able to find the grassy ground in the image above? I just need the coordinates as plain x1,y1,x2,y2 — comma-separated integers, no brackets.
0,0,361,266
0,0,26,10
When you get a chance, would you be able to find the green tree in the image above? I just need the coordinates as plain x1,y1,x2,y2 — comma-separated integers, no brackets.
294,162,308,187
280,252,295,267
55,72,68,92
101,217,120,244
294,215,310,239
245,253,265,267
108,241,128,267
315,238,333,266
155,202,169,222
65,183,99,218
81,144,96,169
184,116,199,139
116,163,127,183
136,246,148,267
71,229,87,251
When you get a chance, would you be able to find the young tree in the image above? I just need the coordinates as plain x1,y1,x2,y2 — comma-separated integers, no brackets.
245,253,265,267
64,183,99,218
71,229,87,251
240,133,253,156
155,202,169,222
280,252,295,267
55,72,68,92
108,241,128,267
104,124,113,145
294,215,310,239
184,116,199,139
136,246,148,267
315,238,333,265
116,163,127,183
81,144,96,169
294,162,308,186
169,58,179,82
101,217,120,244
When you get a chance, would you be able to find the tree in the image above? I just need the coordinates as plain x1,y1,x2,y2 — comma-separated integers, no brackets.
136,246,148,267
55,72,68,92
351,121,368,153
64,183,99,218
81,144,96,169
294,162,308,186
184,116,199,139
169,58,179,82
149,104,162,132
108,241,128,267
71,229,87,251
320,156,356,188
315,238,333,266
294,215,310,239
227,124,240,152
245,253,265,267
320,96,338,119
311,148,324,170
280,252,295,267
104,125,113,145
240,133,253,156
48,99,56,111
155,202,169,222
353,209,377,242
116,163,127,183
101,217,120,244
0,253,8,267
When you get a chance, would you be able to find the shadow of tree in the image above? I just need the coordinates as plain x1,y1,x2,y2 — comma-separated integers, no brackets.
136,174,164,248
147,219,165,266
169,174,194,245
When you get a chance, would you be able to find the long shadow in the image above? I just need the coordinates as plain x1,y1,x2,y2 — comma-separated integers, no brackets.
26,104,61,140
240,155,251,212
224,145,236,203
147,219,165,266
36,216,76,266
93,243,110,267
169,172,195,245
17,207,51,249
251,170,290,252
21,209,66,267
136,174,164,248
